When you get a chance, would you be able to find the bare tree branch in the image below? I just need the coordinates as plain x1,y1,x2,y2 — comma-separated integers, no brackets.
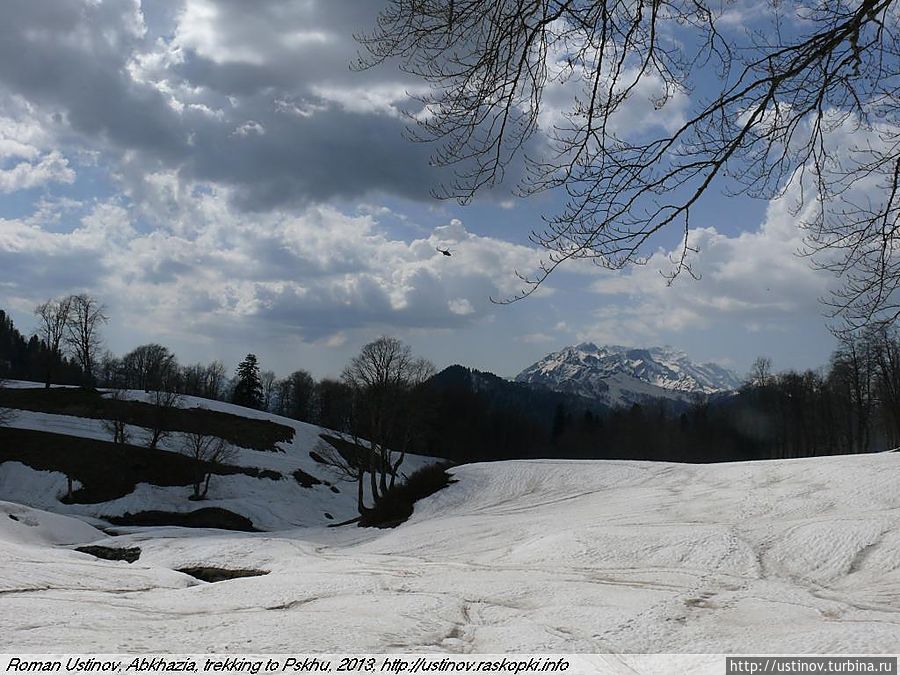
358,0,900,326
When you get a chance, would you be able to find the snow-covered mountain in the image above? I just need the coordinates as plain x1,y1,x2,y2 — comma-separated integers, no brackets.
515,343,742,407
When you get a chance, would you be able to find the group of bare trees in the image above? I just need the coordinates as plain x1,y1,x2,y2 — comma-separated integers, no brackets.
833,328,900,450
97,343,227,402
739,329,900,458
316,336,435,514
93,376,234,499
179,361,228,400
34,294,107,387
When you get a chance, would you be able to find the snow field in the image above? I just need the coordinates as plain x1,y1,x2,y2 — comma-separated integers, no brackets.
2,448,900,653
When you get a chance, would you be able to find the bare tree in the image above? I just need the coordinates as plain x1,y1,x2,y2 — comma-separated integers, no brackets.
34,295,73,388
830,335,876,453
260,369,277,412
65,294,108,386
179,432,236,500
341,336,435,506
315,378,353,430
97,350,125,388
748,357,774,389
359,0,900,327
870,327,900,447
312,438,369,515
179,360,227,400
145,388,183,450
101,389,130,446
121,343,178,392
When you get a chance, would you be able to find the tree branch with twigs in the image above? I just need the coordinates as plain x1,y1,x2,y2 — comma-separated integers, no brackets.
358,0,900,330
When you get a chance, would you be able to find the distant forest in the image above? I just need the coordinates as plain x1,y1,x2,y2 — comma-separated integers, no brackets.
2,304,899,464
0,310,85,385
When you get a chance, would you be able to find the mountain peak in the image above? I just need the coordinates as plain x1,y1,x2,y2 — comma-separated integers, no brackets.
515,343,741,407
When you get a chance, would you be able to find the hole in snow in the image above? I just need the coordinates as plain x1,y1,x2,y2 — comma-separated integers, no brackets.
176,567,269,583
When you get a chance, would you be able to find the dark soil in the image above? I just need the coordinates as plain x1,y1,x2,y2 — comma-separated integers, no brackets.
292,468,322,488
0,427,281,504
0,387,294,452
75,545,142,563
106,507,258,531
177,566,269,583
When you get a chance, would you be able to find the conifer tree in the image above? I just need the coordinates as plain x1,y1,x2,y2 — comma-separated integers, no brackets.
231,353,263,410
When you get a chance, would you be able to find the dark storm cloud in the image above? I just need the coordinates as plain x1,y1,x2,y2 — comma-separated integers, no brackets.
185,106,440,211
0,0,186,161
0,0,441,209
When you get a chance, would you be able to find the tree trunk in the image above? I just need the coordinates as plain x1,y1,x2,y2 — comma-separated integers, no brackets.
369,451,380,503
356,470,366,514
389,450,405,489
379,450,389,495
44,349,55,389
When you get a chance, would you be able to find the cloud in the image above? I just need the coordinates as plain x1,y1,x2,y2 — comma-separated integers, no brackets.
0,179,542,344
580,183,833,346
0,151,75,193
231,120,265,137
517,332,556,344
0,111,76,192
536,21,690,138
0,0,443,212
0,0,854,378
310,83,428,118
448,298,475,316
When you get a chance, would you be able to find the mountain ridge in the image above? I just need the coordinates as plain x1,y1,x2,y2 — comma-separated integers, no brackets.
515,342,742,408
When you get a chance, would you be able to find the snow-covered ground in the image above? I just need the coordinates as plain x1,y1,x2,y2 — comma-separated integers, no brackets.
2,448,900,653
0,383,438,529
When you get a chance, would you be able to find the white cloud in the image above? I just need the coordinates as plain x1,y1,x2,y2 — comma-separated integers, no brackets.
448,298,475,316
0,179,543,344
173,0,337,67
174,0,266,66
0,152,75,193
232,120,265,137
580,184,833,346
0,113,75,192
310,83,427,118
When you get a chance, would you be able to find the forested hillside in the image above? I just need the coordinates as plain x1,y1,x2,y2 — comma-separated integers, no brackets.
0,310,83,385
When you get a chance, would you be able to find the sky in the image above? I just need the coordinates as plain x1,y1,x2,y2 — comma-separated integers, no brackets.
0,0,845,381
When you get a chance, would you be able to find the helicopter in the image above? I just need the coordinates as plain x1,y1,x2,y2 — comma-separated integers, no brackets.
436,247,452,257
